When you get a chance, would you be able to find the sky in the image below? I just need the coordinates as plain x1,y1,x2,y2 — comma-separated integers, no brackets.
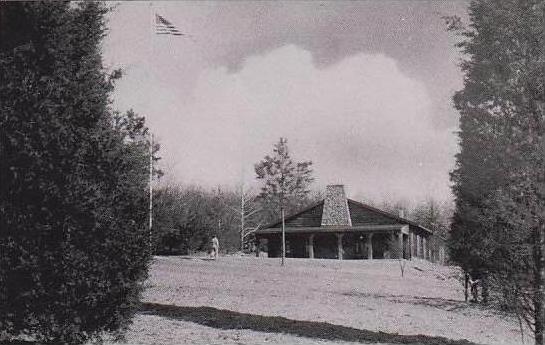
103,1,468,204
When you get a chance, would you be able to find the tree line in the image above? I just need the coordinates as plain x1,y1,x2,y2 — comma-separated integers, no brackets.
151,179,453,258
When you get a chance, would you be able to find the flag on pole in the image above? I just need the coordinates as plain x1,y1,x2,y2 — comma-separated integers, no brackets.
155,14,184,36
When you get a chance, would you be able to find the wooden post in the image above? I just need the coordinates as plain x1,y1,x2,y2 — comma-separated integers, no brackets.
367,233,373,259
407,230,413,260
398,232,404,259
337,233,344,260
423,237,427,260
416,234,421,258
308,234,314,259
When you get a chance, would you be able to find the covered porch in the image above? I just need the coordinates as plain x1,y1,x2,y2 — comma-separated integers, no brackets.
256,224,414,260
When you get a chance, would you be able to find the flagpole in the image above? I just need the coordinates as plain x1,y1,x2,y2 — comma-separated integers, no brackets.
146,6,184,254
149,132,154,252
148,2,154,254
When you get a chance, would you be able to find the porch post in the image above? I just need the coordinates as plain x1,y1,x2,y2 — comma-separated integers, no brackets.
366,233,373,259
416,234,421,258
308,234,314,259
409,232,413,259
390,232,396,259
398,232,404,259
423,237,427,260
255,237,260,257
408,233,411,258
337,233,344,260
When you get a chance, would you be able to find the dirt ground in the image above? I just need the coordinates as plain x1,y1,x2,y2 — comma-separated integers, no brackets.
113,256,528,345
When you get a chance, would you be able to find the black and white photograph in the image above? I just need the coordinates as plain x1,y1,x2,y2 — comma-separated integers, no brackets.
1,1,544,344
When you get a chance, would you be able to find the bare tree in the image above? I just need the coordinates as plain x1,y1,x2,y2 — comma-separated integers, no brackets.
227,184,262,252
388,234,407,277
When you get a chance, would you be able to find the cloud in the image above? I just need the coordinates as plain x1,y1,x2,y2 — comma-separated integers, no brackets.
160,44,457,202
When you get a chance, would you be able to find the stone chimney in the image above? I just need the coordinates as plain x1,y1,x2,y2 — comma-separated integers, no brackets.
321,185,352,227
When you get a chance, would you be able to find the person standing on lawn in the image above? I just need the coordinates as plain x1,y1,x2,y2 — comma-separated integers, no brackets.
211,235,219,260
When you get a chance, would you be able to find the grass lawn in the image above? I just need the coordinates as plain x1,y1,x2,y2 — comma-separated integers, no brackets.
107,256,527,345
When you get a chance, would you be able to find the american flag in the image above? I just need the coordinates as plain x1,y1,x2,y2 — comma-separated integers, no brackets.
155,14,184,36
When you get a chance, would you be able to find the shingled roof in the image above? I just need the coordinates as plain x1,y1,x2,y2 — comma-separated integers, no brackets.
258,185,432,234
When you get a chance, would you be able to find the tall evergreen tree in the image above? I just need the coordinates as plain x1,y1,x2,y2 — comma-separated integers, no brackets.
0,3,153,343
448,1,544,343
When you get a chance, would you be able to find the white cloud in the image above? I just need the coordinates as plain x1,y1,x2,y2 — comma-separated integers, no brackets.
152,44,456,203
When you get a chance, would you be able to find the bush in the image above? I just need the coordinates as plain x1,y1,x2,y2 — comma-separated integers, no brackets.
0,3,152,344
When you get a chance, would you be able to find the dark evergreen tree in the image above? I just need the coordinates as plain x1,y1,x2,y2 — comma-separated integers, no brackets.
0,2,153,343
448,1,544,343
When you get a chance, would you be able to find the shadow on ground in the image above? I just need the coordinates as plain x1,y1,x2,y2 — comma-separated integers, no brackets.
340,291,470,311
339,291,506,315
140,302,480,345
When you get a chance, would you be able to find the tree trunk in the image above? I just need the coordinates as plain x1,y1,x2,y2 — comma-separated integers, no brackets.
281,207,285,266
240,189,245,253
536,7,545,344
240,211,244,253
534,221,545,345
481,273,489,305
464,272,469,303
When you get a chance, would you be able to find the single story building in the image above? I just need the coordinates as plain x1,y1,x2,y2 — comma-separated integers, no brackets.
255,185,434,261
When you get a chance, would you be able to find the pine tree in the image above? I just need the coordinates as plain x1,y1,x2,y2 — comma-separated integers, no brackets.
0,3,153,343
255,138,314,265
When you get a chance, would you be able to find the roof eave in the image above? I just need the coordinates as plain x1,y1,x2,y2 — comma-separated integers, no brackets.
256,224,407,234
